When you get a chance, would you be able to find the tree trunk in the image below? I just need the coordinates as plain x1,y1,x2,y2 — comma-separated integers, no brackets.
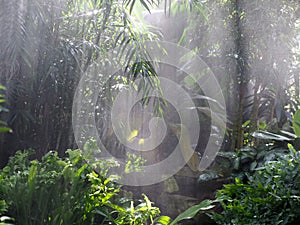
231,0,248,150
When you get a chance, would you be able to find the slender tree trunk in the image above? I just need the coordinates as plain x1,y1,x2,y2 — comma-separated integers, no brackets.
231,0,247,150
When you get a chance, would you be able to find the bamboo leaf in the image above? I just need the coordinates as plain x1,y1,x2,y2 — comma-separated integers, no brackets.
139,0,151,13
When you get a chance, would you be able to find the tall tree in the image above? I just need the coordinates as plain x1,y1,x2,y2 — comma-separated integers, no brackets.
0,0,159,165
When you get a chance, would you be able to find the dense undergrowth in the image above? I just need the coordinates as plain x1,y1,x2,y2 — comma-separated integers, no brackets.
0,0,299,224
1,144,300,225
199,109,300,225
209,144,300,225
0,99,300,225
0,149,162,225
0,149,211,225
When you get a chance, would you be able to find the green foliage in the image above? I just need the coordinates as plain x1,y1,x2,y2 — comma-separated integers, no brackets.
204,108,300,182
0,84,11,134
232,145,290,175
251,108,300,149
105,194,161,225
210,144,300,225
125,152,146,174
198,144,291,184
0,149,117,225
0,149,164,225
293,109,300,137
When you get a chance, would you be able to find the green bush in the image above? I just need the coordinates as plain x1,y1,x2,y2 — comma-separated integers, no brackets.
0,149,117,225
210,144,300,225
0,149,162,225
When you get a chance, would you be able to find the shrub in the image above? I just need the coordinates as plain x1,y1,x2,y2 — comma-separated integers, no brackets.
210,144,300,225
0,149,163,225
0,149,119,225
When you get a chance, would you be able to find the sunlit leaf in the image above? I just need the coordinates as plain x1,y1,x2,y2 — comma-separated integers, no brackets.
280,130,297,139
154,216,171,225
170,200,215,225
138,138,145,144
251,130,292,141
127,129,139,141
0,127,12,133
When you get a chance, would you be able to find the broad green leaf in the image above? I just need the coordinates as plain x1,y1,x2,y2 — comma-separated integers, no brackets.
251,130,292,141
170,200,215,225
280,130,297,138
293,109,300,137
0,127,11,133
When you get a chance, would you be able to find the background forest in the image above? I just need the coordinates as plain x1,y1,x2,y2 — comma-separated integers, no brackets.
0,0,300,224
